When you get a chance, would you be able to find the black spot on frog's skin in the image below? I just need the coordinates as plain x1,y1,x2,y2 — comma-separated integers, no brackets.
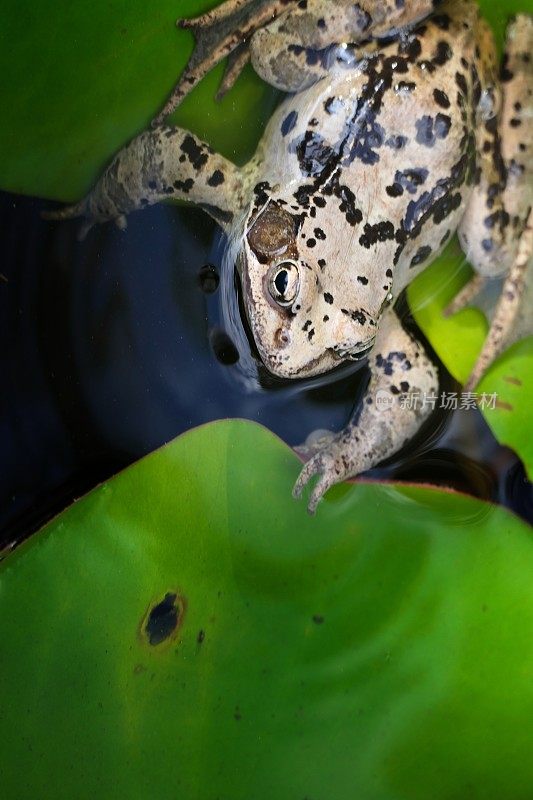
290,131,335,177
353,3,371,31
455,71,468,96
432,40,452,67
390,168,429,196
359,221,395,249
410,245,432,267
210,329,239,365
482,238,493,253
318,258,326,269
253,181,271,206
415,114,451,146
375,350,409,376
307,238,317,248
357,275,369,284
342,308,367,325
500,54,514,82
324,96,343,114
484,209,510,230
324,292,333,304
313,196,326,208
281,110,298,136
144,593,183,646
385,134,408,149
197,264,219,294
395,80,416,93
173,177,194,194
432,192,462,225
302,320,312,332
337,184,363,226
433,88,450,108
386,183,403,198
399,36,421,61
180,134,209,170
432,13,451,30
345,117,386,166
314,227,326,240
207,169,225,187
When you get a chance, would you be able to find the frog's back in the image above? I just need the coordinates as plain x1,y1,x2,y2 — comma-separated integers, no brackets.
254,0,488,289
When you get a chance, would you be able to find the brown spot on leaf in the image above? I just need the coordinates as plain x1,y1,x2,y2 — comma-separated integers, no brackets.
495,400,513,411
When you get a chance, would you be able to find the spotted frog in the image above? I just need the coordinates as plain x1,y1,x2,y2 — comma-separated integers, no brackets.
48,0,532,512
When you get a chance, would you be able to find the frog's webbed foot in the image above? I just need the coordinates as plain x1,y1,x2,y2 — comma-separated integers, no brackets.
153,0,296,125
443,274,490,319
42,202,126,241
215,43,251,101
293,443,346,516
293,309,439,514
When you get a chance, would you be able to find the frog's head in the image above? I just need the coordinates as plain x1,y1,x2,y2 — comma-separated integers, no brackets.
240,199,391,379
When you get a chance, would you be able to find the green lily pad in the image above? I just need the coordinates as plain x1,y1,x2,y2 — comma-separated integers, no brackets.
0,0,278,200
1,420,532,799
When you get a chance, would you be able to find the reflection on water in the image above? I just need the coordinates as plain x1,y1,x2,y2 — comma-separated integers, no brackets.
0,190,531,548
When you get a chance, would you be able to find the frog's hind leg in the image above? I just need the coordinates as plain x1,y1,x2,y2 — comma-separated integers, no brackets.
249,0,441,93
465,208,532,390
156,0,444,121
455,14,533,387
153,0,298,125
43,126,244,239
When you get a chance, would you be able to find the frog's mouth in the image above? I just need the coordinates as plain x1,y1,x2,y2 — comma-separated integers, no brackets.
332,340,376,362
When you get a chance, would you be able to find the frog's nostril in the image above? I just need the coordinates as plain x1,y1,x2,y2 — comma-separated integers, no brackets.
275,327,291,348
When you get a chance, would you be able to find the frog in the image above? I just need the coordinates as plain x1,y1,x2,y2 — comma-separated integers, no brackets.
46,0,532,513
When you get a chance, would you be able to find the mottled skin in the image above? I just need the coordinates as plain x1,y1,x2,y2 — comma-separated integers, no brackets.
47,0,533,512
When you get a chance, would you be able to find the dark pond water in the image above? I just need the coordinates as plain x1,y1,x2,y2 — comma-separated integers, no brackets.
1,188,531,549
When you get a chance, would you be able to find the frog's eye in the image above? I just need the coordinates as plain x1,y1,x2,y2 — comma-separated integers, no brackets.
268,261,300,307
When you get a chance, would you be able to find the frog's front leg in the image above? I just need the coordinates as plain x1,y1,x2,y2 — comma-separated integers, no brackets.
293,309,438,514
44,126,244,239
455,14,533,388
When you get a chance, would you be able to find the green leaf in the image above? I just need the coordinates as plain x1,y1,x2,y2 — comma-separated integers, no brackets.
0,0,278,200
1,420,532,800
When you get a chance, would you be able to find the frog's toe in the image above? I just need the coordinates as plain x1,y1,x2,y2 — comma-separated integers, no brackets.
294,429,336,460
42,200,96,241
292,451,338,515
443,274,487,318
